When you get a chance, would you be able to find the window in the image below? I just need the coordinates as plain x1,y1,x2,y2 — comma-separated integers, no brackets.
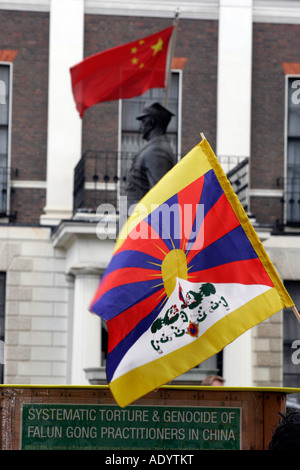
283,281,300,407
119,71,181,197
0,63,12,216
0,272,6,383
285,77,300,225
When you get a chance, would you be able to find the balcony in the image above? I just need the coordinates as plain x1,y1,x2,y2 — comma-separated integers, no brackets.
73,151,250,218
278,177,300,227
222,157,249,212
73,150,136,215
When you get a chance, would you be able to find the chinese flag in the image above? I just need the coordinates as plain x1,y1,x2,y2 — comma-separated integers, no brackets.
70,26,174,118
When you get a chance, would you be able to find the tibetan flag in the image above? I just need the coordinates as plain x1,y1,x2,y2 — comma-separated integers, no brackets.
89,138,295,408
70,26,174,118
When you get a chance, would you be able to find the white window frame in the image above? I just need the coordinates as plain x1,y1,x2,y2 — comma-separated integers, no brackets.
284,74,300,225
0,61,13,216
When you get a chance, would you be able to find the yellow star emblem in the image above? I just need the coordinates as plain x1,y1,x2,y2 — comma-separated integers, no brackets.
151,37,163,56
132,57,138,65
131,46,138,54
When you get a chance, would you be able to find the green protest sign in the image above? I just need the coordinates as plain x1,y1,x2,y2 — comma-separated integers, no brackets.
21,403,241,450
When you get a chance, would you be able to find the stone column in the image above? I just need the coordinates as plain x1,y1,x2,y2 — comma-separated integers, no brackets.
70,268,102,384
217,0,253,161
41,0,84,225
217,0,253,386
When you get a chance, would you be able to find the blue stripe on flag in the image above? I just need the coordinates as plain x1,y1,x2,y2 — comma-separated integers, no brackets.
146,194,181,251
200,169,224,216
102,250,162,278
93,279,164,321
106,299,164,383
188,225,258,272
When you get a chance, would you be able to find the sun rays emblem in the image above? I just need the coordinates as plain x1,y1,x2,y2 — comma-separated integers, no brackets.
137,186,231,354
150,242,191,304
141,186,206,310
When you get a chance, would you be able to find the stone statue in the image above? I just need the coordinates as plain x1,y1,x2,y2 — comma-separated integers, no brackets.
126,102,175,209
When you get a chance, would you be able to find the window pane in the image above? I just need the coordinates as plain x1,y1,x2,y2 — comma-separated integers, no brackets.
288,109,300,137
286,78,300,223
287,139,300,171
283,281,300,406
0,127,8,165
120,72,180,197
122,101,142,132
121,72,179,154
0,65,9,126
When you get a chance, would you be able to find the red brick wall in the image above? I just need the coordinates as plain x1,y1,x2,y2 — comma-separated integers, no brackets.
10,188,46,225
250,196,283,230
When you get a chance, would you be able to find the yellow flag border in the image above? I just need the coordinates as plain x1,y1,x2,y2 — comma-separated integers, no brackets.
110,287,283,407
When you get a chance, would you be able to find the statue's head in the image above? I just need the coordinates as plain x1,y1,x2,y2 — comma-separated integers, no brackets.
137,102,174,140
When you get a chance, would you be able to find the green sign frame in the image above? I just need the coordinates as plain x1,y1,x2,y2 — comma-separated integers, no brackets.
21,403,241,450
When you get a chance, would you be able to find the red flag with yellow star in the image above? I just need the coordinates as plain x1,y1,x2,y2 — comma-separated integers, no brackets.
70,26,174,117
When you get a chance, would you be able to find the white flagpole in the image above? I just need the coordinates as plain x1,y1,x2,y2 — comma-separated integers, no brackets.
292,305,300,322
163,9,180,108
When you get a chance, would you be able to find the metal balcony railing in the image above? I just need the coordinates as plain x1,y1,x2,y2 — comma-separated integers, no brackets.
73,151,249,215
278,177,300,226
224,157,249,212
73,150,136,214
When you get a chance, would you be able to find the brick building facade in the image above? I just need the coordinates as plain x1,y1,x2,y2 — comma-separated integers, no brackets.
0,0,300,403
251,22,300,228
0,10,49,224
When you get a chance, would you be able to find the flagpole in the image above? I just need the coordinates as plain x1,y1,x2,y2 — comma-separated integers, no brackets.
163,9,179,108
292,305,300,322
